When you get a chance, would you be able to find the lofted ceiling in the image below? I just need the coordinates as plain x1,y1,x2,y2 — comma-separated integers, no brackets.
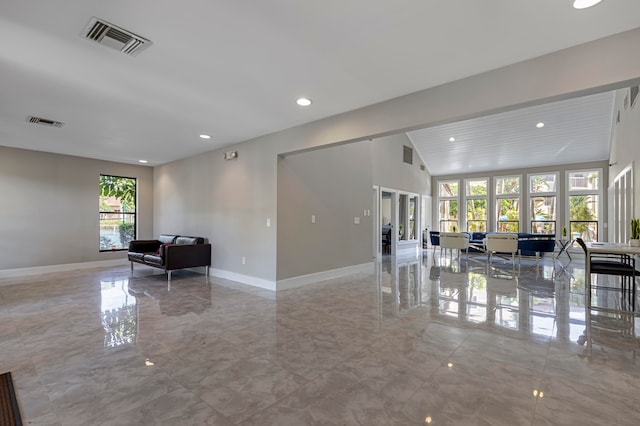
1,1,640,168
407,91,616,176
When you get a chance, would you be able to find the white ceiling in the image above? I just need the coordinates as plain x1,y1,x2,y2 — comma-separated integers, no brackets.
407,90,616,176
1,1,640,168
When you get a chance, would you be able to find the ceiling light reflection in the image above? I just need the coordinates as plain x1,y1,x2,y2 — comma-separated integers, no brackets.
573,0,602,9
296,97,312,106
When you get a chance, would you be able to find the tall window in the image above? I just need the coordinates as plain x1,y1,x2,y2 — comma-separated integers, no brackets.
567,169,600,242
495,176,520,232
438,180,459,231
398,193,418,241
529,173,557,234
465,178,488,231
99,175,137,251
408,195,417,240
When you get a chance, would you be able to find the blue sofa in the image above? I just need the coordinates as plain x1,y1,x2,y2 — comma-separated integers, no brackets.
467,232,555,257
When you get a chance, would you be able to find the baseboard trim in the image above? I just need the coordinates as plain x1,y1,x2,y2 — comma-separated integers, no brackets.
210,269,276,291
0,259,129,280
276,262,374,291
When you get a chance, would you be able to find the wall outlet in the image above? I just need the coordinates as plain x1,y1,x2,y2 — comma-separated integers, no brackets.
354,217,360,224
311,215,316,224
266,218,271,227
242,256,246,265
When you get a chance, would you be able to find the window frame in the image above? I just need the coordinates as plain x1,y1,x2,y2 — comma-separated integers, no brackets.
527,172,559,235
565,168,602,242
437,180,460,232
494,175,522,233
464,177,489,232
99,174,137,252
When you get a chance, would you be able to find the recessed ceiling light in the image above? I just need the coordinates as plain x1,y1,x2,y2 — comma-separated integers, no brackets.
536,122,545,128
449,137,455,142
573,0,602,9
138,160,148,164
199,134,211,140
296,98,312,106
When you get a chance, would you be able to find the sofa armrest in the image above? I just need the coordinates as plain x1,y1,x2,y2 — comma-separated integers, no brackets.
165,244,212,270
128,240,161,253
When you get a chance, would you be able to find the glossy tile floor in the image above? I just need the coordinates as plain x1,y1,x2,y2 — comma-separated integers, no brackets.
1,252,640,425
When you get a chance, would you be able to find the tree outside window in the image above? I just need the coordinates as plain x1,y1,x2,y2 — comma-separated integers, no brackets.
466,178,488,232
438,180,459,231
99,175,136,251
529,173,557,234
569,195,598,241
496,176,520,232
567,170,600,242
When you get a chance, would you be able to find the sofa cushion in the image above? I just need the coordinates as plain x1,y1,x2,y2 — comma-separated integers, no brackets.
142,254,164,266
158,234,178,244
175,236,204,245
128,252,147,262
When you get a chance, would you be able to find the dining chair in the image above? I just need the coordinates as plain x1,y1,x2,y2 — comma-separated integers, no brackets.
381,228,391,254
576,238,638,312
429,231,441,254
484,233,519,266
440,232,470,260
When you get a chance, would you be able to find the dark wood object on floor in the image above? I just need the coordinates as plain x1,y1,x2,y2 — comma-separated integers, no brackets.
0,372,22,426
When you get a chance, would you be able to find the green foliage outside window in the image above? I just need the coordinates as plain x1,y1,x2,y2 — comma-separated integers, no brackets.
569,195,598,240
100,175,136,211
467,199,487,231
99,175,136,251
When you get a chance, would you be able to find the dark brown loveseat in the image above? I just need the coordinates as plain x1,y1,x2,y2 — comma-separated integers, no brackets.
128,234,211,280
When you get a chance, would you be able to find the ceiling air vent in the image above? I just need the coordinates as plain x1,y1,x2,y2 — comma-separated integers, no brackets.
27,116,64,128
82,17,152,56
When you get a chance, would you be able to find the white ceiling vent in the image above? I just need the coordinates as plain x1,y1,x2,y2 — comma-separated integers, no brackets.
27,116,64,128
82,17,152,56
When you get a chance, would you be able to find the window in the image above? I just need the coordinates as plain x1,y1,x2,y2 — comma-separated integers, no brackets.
99,175,137,251
398,193,418,241
567,170,601,242
465,178,488,231
529,173,558,234
438,180,459,231
495,176,520,232
409,195,417,240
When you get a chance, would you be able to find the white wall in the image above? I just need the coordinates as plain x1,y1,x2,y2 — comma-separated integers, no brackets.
372,134,431,195
277,141,374,280
154,140,278,282
609,87,640,218
0,146,153,270
152,28,640,284
4,28,639,279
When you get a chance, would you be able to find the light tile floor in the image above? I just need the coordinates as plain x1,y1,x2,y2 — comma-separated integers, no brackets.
1,252,639,425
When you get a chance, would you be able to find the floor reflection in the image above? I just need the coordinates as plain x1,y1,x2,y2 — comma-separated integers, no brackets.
127,274,212,316
5,251,640,424
100,279,137,349
378,252,599,342
577,310,640,364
